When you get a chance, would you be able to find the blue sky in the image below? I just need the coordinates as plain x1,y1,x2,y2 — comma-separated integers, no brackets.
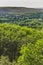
0,0,43,8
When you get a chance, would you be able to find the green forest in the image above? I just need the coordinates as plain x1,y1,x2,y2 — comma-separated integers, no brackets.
0,12,43,65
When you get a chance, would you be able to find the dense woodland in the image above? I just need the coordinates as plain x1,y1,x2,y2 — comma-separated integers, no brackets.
0,12,43,65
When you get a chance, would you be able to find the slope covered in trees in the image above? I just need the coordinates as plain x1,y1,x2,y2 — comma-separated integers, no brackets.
0,23,43,65
0,12,43,28
0,7,43,65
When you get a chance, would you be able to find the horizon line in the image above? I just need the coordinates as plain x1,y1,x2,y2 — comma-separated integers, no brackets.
0,6,43,9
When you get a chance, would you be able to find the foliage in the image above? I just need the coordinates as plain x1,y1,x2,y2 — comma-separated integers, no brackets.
0,56,17,65
17,39,43,65
0,56,11,65
0,13,43,28
0,23,43,65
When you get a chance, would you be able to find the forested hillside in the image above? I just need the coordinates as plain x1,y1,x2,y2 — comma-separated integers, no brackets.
0,23,43,65
0,11,43,28
0,7,43,65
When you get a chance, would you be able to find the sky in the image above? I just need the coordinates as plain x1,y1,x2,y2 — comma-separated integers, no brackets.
0,0,43,8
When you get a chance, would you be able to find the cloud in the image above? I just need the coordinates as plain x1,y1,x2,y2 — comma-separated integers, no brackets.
0,0,43,8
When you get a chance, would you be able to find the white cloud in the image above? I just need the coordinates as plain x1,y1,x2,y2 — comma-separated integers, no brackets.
0,0,43,8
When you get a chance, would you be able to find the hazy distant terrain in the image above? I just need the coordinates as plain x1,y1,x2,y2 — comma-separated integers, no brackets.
0,7,43,28
0,7,43,13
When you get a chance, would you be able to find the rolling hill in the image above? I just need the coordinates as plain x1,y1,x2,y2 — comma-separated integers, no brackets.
0,7,43,13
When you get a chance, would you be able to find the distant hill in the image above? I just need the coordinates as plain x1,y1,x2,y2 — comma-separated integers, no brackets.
0,7,43,13
0,7,43,28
